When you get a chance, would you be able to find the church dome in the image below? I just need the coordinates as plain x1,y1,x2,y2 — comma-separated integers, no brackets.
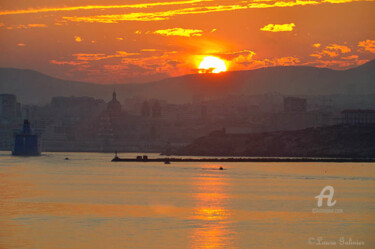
107,90,122,115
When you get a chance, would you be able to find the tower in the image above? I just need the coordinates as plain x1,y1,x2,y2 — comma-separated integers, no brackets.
107,90,122,116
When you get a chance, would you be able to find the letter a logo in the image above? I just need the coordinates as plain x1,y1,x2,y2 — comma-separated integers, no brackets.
315,185,337,207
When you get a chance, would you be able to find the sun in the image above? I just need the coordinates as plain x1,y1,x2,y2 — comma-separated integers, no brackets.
198,56,227,73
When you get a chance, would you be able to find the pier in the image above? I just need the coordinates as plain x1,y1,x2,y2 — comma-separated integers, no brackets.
111,155,375,163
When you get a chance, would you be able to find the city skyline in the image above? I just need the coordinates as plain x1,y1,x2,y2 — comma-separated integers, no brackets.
0,0,374,84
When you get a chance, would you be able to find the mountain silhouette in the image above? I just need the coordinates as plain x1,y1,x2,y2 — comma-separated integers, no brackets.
0,60,374,104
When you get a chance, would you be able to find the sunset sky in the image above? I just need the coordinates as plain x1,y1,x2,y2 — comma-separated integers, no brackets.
0,0,374,84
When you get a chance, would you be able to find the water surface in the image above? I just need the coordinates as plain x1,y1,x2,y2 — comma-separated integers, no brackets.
0,152,374,249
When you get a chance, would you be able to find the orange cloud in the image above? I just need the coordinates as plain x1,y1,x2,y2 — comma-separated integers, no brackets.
50,60,87,65
4,0,372,20
273,56,301,65
6,25,27,30
310,43,351,58
27,24,48,28
61,0,375,24
73,51,139,61
3,23,48,29
74,36,83,42
212,48,301,69
314,58,369,68
0,0,213,16
260,23,295,32
313,43,321,48
141,49,160,52
78,55,185,83
58,0,375,24
59,4,264,23
341,55,359,60
154,28,203,37
215,50,256,66
17,43,26,47
325,44,351,53
240,56,302,69
358,39,375,53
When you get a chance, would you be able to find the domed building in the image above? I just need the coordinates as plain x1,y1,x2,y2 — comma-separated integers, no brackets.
107,90,122,116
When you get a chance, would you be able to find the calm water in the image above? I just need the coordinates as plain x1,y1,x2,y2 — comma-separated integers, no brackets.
0,152,374,249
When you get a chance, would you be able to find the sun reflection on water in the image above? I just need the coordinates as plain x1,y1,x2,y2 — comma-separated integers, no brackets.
189,169,236,249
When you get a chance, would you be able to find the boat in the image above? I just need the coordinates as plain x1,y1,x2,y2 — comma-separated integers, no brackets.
12,120,40,156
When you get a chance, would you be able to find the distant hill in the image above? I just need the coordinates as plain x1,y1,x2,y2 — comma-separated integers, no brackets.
0,60,374,104
0,68,138,104
176,125,375,158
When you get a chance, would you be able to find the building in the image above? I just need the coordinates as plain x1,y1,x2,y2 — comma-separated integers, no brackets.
107,90,122,116
151,100,162,118
284,97,307,113
200,104,207,120
13,120,40,156
341,109,375,125
141,101,150,117
51,96,105,119
0,94,18,121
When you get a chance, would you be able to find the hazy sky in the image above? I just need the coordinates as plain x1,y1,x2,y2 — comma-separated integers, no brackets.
0,0,374,84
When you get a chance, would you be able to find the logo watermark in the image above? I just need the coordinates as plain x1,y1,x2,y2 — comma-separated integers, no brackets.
308,237,365,246
312,185,343,213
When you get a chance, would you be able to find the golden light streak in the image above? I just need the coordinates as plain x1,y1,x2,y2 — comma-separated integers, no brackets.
59,0,329,24
61,4,249,23
189,173,234,249
0,0,366,24
0,0,373,23
0,0,213,16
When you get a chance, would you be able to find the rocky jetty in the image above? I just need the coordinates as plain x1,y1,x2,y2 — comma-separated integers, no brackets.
177,125,375,158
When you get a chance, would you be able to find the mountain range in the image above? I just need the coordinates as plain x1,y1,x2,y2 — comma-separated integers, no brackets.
0,60,374,104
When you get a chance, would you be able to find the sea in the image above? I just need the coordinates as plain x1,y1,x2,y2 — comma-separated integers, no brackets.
0,151,374,249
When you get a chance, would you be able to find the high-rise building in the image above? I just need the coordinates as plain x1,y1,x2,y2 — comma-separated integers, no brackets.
0,94,17,120
51,96,105,119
